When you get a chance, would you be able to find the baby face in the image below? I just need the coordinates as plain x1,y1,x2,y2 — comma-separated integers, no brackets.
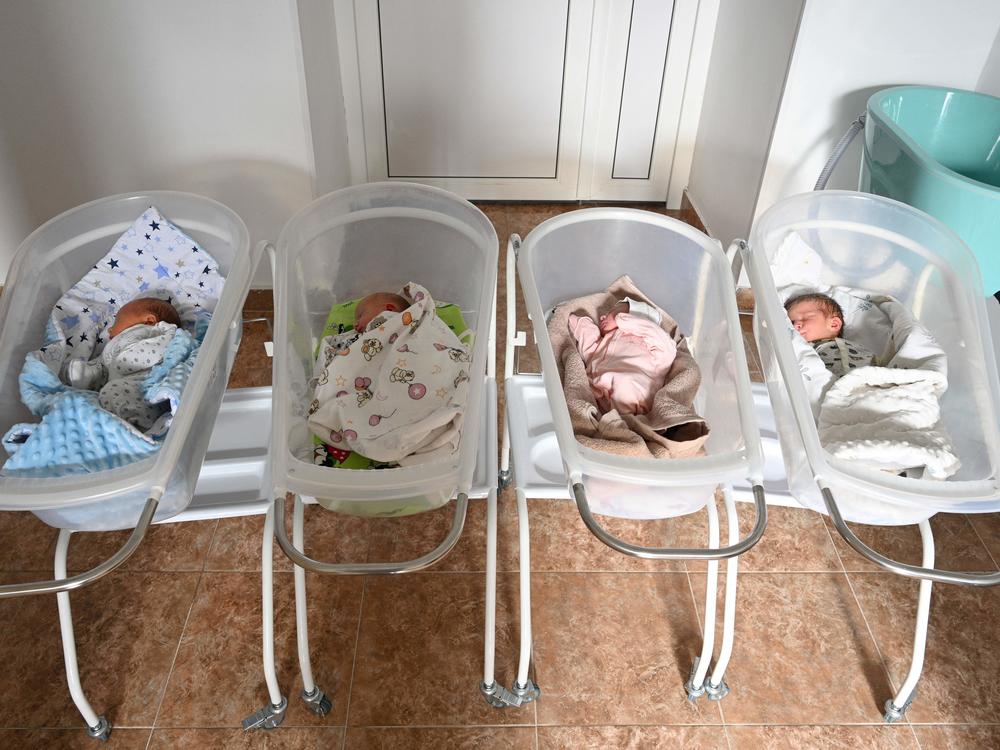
598,302,629,334
354,293,408,332
108,300,160,338
786,300,842,342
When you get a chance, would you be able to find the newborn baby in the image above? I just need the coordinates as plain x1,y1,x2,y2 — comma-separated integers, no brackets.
569,296,677,416
67,297,182,430
320,291,413,358
308,282,470,465
785,293,873,377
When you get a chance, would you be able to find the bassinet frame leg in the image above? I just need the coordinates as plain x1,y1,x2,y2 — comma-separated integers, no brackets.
706,487,740,700
243,504,287,731
480,486,540,709
480,486,504,704
512,487,539,703
884,519,935,723
54,530,110,742
686,496,721,700
573,482,767,700
292,496,332,716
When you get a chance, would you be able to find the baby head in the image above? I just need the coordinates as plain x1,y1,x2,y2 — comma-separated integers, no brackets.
598,301,630,334
354,291,409,332
785,293,844,342
109,297,181,338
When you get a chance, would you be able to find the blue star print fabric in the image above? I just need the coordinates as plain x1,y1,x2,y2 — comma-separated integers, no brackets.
49,206,223,366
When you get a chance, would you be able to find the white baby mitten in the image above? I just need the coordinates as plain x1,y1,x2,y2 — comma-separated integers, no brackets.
66,358,106,390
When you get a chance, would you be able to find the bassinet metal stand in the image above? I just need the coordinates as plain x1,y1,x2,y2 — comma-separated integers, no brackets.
487,234,768,708
822,485,1000,721
246,284,497,731
0,495,159,741
243,491,471,730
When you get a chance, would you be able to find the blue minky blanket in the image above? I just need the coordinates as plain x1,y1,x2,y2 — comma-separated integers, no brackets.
1,207,224,477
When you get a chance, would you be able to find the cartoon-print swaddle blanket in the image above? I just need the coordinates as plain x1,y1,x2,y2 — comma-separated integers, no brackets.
1,207,225,477
307,282,470,466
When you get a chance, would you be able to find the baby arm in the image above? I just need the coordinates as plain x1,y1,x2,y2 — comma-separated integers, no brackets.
569,314,602,362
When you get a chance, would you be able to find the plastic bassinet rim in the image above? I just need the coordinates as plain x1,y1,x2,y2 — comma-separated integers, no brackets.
518,207,765,489
269,182,498,504
0,190,254,512
745,190,1000,512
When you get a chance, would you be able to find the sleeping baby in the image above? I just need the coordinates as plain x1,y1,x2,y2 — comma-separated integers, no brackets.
785,293,873,377
569,297,677,416
308,283,470,465
66,297,181,431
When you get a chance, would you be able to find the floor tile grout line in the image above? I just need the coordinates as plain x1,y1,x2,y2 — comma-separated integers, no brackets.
837,566,902,699
909,721,925,750
340,574,367,741
820,517,851,576
965,514,1000,571
147,568,206,737
722,723,735,750
820,517,908,700
145,517,218,742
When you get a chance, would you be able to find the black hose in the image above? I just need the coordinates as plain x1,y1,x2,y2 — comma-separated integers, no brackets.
814,113,867,190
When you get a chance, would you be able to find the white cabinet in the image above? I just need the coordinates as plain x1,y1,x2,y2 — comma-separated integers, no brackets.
336,0,715,203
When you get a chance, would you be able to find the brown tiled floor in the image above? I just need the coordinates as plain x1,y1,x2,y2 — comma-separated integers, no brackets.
0,203,998,748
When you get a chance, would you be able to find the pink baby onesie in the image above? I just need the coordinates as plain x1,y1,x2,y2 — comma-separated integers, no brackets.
569,307,678,416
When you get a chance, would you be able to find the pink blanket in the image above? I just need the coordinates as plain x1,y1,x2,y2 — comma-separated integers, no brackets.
547,275,709,459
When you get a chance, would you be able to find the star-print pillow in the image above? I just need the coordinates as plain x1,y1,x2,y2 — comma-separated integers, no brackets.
49,206,225,363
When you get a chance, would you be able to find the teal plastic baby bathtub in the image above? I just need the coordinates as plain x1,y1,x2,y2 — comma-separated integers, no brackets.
860,85,1000,295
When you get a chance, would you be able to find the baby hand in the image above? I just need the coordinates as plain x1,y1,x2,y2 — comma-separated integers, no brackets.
598,302,628,334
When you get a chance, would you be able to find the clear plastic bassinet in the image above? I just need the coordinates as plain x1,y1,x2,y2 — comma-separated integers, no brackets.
744,191,1000,527
518,208,764,520
270,182,497,515
0,191,254,532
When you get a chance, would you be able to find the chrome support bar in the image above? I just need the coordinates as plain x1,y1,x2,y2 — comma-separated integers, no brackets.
272,494,468,574
822,487,1000,586
573,483,767,560
0,497,159,598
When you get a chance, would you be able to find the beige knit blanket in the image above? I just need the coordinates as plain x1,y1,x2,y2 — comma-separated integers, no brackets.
547,275,709,458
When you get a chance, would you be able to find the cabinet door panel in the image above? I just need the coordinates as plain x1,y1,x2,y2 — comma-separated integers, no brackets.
354,0,593,199
380,0,567,179
579,0,703,202
345,0,705,201
612,0,674,179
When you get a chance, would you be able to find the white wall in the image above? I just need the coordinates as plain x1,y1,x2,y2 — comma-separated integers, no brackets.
977,25,1000,97
0,0,344,286
756,0,1000,217
0,117,33,264
686,0,804,244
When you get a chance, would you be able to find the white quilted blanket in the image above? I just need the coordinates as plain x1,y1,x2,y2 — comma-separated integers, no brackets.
818,365,960,479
